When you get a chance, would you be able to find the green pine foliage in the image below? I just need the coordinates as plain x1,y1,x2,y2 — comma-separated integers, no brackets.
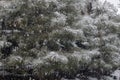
0,0,120,79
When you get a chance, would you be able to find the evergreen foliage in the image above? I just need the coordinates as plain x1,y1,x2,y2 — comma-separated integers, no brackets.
0,0,120,79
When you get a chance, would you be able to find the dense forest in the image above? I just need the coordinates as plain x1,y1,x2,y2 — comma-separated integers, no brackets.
0,0,120,80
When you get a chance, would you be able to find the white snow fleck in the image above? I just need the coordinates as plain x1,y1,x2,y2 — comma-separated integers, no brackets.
72,49,100,62
51,12,67,26
0,62,3,66
11,56,23,62
64,26,86,40
45,0,57,3
0,41,12,48
32,58,43,66
64,27,83,35
44,52,68,64
80,15,94,25
111,70,120,80
0,1,11,8
88,77,98,80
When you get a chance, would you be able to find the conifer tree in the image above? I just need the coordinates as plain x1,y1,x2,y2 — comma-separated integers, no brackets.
0,0,120,79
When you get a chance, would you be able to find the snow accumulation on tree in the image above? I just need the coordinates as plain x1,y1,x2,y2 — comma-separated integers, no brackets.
0,0,120,80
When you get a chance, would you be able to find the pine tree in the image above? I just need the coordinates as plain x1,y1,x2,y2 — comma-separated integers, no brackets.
0,0,120,79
